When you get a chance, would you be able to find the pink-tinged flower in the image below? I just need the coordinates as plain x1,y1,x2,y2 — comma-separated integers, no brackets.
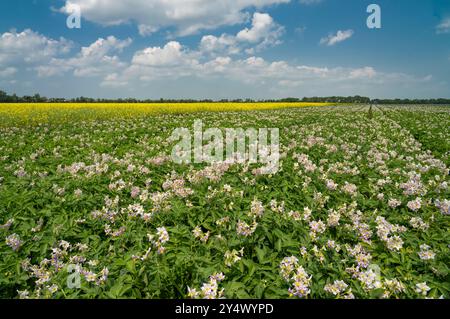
210,272,225,282
302,207,312,221
355,253,372,268
435,199,450,215
409,217,429,231
388,199,401,208
84,271,97,282
130,186,141,198
249,198,264,218
236,220,257,237
6,233,22,251
192,226,203,238
407,198,422,212
326,179,338,191
327,210,340,227
386,235,404,251
157,246,166,254
0,218,14,230
189,272,226,299
342,182,357,196
357,269,382,290
14,167,27,178
280,256,299,280
309,220,326,234
156,227,169,244
324,280,349,296
286,265,312,298
192,226,210,242
96,268,109,285
400,174,424,196
47,284,58,294
418,244,435,260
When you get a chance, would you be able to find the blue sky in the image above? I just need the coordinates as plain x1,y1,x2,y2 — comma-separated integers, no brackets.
0,0,449,99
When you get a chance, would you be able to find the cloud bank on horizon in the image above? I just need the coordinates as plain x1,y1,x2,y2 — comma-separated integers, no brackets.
0,0,449,99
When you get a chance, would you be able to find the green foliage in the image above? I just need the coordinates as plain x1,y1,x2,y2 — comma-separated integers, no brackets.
0,104,449,299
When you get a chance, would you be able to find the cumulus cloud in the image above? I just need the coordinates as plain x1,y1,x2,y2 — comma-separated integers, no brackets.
36,36,132,77
99,37,392,91
200,34,241,55
200,12,284,56
436,18,450,34
320,29,354,46
59,0,289,36
237,13,284,44
0,29,72,66
4,28,433,98
132,41,198,67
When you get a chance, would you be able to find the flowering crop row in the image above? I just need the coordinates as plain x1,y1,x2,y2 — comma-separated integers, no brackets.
0,102,331,127
0,104,448,299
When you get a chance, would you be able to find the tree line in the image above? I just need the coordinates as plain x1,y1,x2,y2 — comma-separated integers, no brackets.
1,90,449,104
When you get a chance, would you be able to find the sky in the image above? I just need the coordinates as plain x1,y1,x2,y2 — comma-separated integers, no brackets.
0,0,449,99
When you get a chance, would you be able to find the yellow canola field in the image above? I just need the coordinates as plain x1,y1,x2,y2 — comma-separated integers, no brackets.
0,102,332,125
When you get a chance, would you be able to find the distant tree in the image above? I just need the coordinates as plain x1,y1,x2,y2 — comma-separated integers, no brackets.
280,97,300,102
0,90,8,102
1,89,449,104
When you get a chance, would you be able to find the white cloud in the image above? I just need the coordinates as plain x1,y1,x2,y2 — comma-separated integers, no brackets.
101,73,129,88
80,36,131,57
200,12,284,56
436,18,450,34
36,36,132,77
0,67,17,78
61,33,427,96
138,25,159,37
349,67,376,79
101,39,394,91
200,34,241,55
0,29,72,65
202,56,233,73
60,0,290,36
4,29,435,98
132,41,198,67
320,29,354,46
237,13,283,44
